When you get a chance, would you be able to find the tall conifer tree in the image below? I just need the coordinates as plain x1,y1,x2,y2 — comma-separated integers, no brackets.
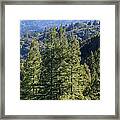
41,27,60,99
60,34,84,100
20,39,42,100
87,50,100,100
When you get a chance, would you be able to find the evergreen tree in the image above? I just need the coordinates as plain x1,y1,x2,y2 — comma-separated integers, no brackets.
80,63,91,100
20,39,42,100
41,27,60,99
60,34,84,100
57,25,71,98
86,50,100,100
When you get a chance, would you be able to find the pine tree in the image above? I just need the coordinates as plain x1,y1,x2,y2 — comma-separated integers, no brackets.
87,50,100,100
20,39,42,100
60,34,84,100
80,63,91,100
56,25,71,98
41,27,60,99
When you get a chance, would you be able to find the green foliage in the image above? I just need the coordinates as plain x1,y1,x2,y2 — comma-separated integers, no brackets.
20,39,42,100
85,49,100,100
20,25,100,100
89,49,100,100
59,35,84,99
40,27,62,99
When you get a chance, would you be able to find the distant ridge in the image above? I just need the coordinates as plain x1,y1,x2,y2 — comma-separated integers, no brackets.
20,20,99,36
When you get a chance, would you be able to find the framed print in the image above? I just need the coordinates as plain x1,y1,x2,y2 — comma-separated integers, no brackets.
0,0,120,119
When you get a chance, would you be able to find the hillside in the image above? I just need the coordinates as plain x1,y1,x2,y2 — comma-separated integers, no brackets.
20,20,100,61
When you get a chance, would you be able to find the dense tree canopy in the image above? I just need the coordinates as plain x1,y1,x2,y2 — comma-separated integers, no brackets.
20,24,100,100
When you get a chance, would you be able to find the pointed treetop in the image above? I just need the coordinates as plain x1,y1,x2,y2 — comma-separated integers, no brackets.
51,26,57,39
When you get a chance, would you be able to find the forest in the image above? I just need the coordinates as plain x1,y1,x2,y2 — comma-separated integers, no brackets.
20,20,100,100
